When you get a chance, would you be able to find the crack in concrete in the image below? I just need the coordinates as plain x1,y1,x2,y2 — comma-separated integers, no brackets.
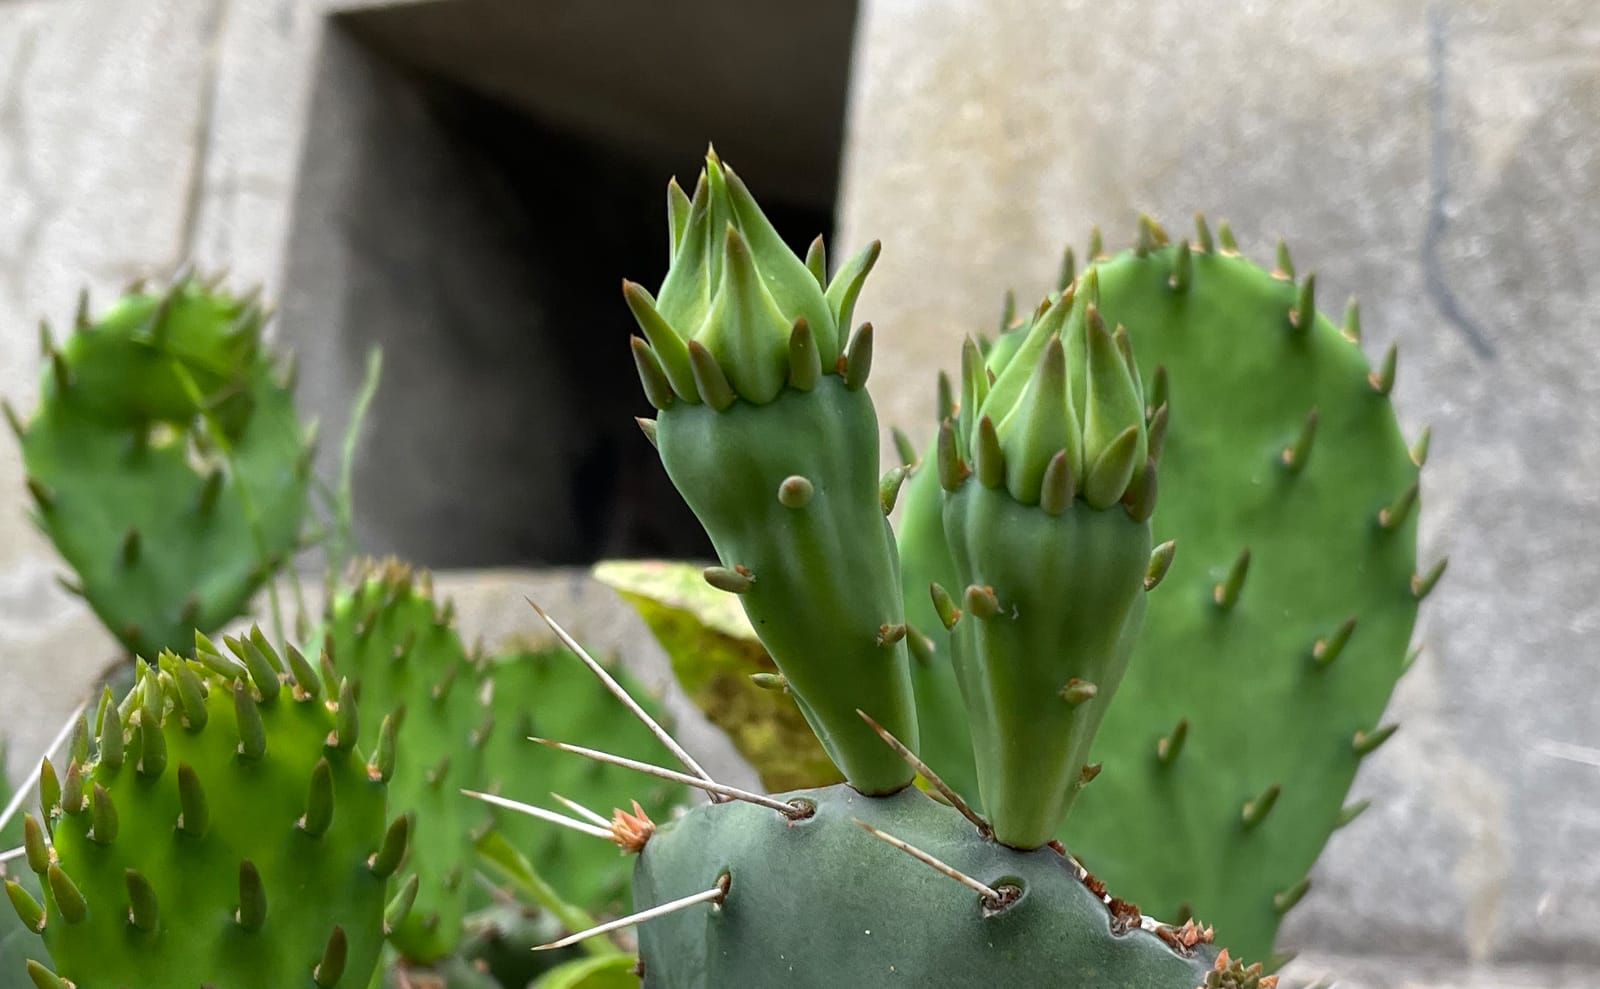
173,0,233,270
1423,1,1495,359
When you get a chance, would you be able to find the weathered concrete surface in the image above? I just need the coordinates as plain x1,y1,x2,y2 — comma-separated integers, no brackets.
0,0,326,777
837,0,1600,972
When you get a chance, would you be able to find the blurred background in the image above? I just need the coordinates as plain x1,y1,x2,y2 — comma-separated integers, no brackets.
0,1,1596,986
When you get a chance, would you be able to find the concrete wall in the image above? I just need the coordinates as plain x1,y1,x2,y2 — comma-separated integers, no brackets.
836,0,1600,984
0,0,1596,985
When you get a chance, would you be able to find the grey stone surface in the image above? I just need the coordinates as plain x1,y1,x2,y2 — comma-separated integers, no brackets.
0,0,1594,983
837,0,1600,972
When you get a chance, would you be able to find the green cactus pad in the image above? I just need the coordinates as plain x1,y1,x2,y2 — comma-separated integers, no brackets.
629,151,917,795
9,642,404,988
478,641,688,917
899,221,1424,959
322,559,487,963
15,277,311,659
632,783,1229,988
592,560,840,792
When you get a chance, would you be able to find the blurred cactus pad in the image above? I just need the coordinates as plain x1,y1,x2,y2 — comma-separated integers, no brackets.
11,275,312,659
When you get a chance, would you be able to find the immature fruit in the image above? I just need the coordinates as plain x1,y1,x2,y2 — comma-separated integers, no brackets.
936,276,1155,850
15,276,310,659
628,150,917,795
9,641,407,988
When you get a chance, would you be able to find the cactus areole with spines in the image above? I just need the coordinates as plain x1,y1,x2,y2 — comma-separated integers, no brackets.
628,149,918,796
7,636,411,988
616,152,1279,987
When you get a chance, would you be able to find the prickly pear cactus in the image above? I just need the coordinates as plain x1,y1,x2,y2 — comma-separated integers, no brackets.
321,559,487,964
12,276,312,659
633,785,1223,988
589,154,1279,989
897,219,1431,960
4,640,410,988
478,642,687,916
626,149,918,795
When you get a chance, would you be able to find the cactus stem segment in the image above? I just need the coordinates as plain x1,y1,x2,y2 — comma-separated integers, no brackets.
1370,343,1397,395
1156,719,1189,766
1312,617,1358,668
1282,408,1318,472
1214,549,1251,610
702,566,754,594
856,709,992,839
852,819,1009,907
459,789,613,840
1059,679,1098,707
1145,540,1177,591
534,874,731,953
1352,724,1399,756
524,597,719,788
528,736,807,818
1240,784,1282,830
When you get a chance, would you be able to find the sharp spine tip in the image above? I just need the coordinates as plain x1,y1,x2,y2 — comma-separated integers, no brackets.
1241,783,1282,829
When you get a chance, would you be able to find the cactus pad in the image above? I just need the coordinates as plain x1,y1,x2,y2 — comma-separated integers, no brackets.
14,277,311,659
322,559,487,963
631,783,1230,988
7,640,406,988
898,221,1425,959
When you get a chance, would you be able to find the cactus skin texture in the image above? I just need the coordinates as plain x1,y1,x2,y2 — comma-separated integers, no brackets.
7,640,407,988
14,277,311,659
478,644,686,916
322,559,486,964
632,784,1221,988
898,220,1424,960
627,150,918,795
